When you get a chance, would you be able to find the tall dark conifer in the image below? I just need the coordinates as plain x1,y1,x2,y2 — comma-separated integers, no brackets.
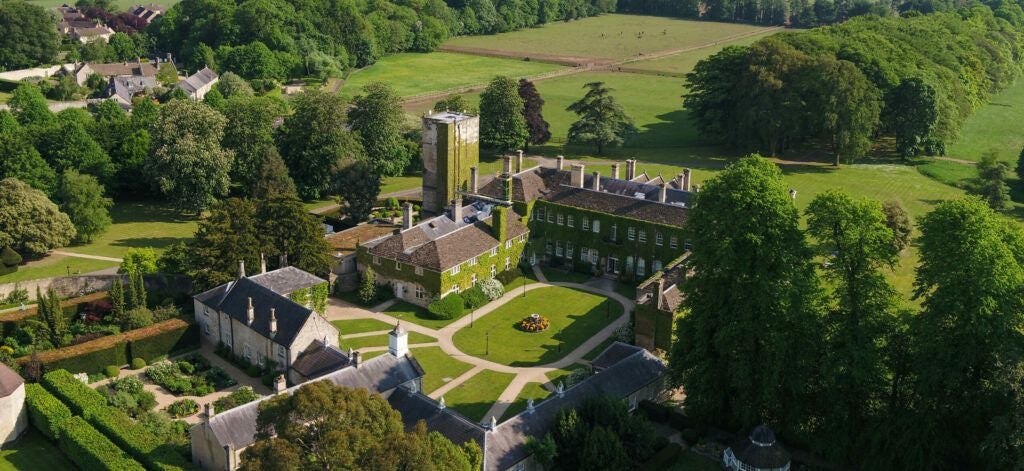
518,79,550,150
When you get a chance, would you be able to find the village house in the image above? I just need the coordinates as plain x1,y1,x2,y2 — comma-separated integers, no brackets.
177,66,218,101
192,261,338,384
127,3,165,25
55,5,114,43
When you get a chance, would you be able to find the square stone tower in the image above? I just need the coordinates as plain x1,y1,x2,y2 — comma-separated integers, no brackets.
421,111,480,214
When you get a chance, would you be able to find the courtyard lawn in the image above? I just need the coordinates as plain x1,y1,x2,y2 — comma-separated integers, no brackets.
625,29,778,76
444,15,772,61
331,318,396,335
499,381,551,421
451,286,623,366
71,200,198,258
409,346,475,394
443,369,516,423
341,331,436,350
339,52,562,99
947,79,1024,164
381,176,422,195
0,255,117,284
0,430,75,471
540,266,592,284
382,300,470,330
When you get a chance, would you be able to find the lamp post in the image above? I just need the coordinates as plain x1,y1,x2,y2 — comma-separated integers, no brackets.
471,307,475,328
522,269,527,298
66,265,71,276
485,331,490,356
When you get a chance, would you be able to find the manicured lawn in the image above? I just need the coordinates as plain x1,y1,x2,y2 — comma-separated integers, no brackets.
409,346,475,394
302,197,337,211
445,15,771,60
339,52,562,99
443,369,516,423
382,300,469,330
914,158,976,188
0,254,117,284
540,266,592,284
625,29,777,75
340,331,436,350
381,176,422,195
0,430,75,471
331,318,396,335
947,78,1024,164
499,381,551,421
362,350,388,361
451,286,623,366
71,200,198,258
545,366,580,386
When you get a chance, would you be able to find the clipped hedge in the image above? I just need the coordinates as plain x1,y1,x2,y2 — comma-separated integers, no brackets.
0,291,109,337
55,416,145,471
85,406,196,471
126,318,199,363
427,293,464,320
35,335,129,377
24,383,72,440
41,369,106,415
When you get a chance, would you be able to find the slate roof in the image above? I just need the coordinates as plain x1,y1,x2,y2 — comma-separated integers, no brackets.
178,66,217,94
110,75,156,104
0,364,23,397
193,276,316,348
729,425,792,468
486,345,666,470
204,352,425,449
589,341,643,371
637,255,688,312
85,61,160,77
475,166,691,227
387,388,487,447
365,203,528,272
248,266,326,296
290,341,350,380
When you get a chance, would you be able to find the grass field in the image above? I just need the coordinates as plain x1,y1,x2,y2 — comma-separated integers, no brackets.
0,430,74,471
340,331,436,350
340,52,562,99
625,29,777,75
443,369,516,422
331,318,396,335
381,300,470,330
71,201,198,258
451,286,623,366
0,255,117,284
409,346,475,394
445,15,771,60
947,79,1024,164
499,381,551,421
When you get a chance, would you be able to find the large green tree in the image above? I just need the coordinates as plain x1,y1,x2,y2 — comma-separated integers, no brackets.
34,112,113,182
335,160,381,223
887,78,939,159
8,84,53,128
519,78,550,150
971,150,1011,210
146,99,233,213
240,382,478,470
256,196,333,277
566,82,636,154
0,0,59,70
277,91,364,200
669,155,822,437
0,118,54,191
479,75,528,151
249,147,297,199
347,82,408,177
0,177,75,257
815,59,881,165
186,198,263,290
221,95,287,194
805,191,901,463
53,170,113,244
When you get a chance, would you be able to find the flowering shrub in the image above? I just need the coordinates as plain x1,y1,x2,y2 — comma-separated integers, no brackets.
166,399,199,418
479,278,504,301
518,314,550,332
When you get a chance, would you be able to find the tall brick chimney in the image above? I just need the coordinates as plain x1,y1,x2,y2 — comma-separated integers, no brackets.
470,166,478,193
591,171,600,191
626,159,637,180
611,163,620,180
570,164,585,188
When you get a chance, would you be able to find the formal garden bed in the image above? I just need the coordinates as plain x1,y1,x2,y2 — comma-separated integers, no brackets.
145,354,236,396
166,399,199,418
517,313,550,332
212,386,261,413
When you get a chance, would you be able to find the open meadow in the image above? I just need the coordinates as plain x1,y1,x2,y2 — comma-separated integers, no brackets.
946,79,1024,164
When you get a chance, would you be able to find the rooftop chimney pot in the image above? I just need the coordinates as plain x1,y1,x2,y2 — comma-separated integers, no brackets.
611,163,620,180
402,203,414,230
469,166,478,193
570,164,586,188
556,155,564,170
591,171,600,191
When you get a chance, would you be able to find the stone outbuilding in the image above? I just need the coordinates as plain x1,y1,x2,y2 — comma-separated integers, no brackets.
0,364,27,445
723,425,792,471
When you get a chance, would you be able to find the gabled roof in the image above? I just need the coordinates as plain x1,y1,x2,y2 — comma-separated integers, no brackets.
110,75,156,104
387,388,487,448
84,61,160,78
203,352,425,450
178,66,218,94
290,341,350,380
0,364,23,397
247,266,326,296
193,276,316,348
485,346,666,470
589,341,643,371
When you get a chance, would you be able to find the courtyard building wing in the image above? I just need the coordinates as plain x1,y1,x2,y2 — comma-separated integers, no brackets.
194,276,314,348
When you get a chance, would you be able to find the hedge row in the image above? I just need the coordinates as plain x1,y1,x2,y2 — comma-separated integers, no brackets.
24,383,72,441
55,416,145,471
86,406,195,471
0,291,109,337
17,318,199,375
41,369,107,415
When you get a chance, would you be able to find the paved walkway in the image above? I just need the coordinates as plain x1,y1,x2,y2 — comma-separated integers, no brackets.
51,250,123,262
326,279,634,424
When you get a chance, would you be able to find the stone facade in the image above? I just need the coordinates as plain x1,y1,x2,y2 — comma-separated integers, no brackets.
421,112,480,214
0,382,27,445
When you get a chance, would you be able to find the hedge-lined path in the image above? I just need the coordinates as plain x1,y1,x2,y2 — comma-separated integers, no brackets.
326,279,633,424
89,345,273,425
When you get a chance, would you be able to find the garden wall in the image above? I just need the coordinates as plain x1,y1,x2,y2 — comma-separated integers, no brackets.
0,274,191,300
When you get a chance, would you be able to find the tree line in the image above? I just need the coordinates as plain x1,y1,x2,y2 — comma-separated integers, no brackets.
684,5,1023,164
671,155,1024,468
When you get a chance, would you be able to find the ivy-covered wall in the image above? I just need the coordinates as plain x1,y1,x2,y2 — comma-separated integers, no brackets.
287,282,329,315
635,304,676,351
528,201,687,283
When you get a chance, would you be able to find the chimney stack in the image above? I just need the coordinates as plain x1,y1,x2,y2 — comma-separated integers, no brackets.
402,203,414,230
388,322,409,357
683,168,692,192
269,308,277,336
274,374,286,394
515,150,523,173
570,164,585,188
656,278,666,309
469,166,478,193
238,260,245,278
352,351,360,368
527,398,535,413
502,155,512,175
556,155,564,171
246,297,254,325
611,163,620,180
591,171,600,191
557,382,565,398
205,403,215,420
626,159,637,180
450,197,463,223
279,253,288,267
439,396,446,410
490,416,497,430
259,253,267,274
659,183,667,203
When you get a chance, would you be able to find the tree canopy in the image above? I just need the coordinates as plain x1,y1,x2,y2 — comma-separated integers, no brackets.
277,91,364,200
0,0,59,70
53,170,113,244
566,82,635,154
0,177,75,257
348,82,408,177
479,75,528,151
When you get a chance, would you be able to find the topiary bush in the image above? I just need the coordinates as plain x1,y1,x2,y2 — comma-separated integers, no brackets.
131,357,146,370
25,383,72,440
479,278,504,300
104,365,120,378
0,246,22,275
427,293,464,320
55,416,145,471
462,285,488,310
165,399,198,418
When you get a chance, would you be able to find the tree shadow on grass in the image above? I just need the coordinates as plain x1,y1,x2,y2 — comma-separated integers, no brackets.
109,200,196,224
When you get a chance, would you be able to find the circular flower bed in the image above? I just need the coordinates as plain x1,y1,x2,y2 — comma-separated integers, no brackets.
518,313,550,333
166,398,199,418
